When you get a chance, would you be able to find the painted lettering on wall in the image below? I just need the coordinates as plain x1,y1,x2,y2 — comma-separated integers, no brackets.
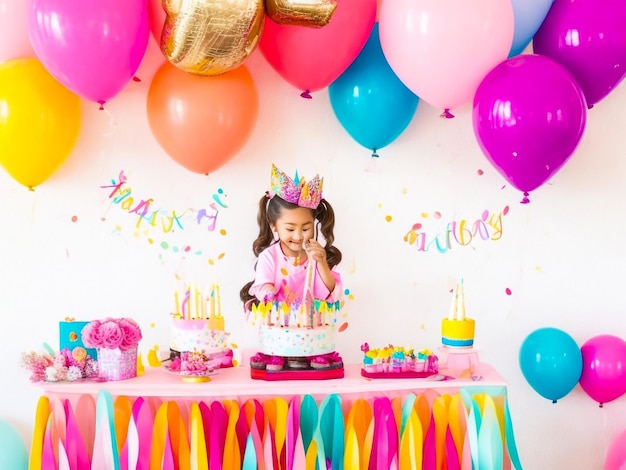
403,206,509,253
100,171,228,258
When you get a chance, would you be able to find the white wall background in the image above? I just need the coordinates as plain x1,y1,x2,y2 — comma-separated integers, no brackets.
3,31,626,469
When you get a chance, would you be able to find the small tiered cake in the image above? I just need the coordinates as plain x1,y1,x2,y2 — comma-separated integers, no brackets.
169,283,230,362
441,280,475,348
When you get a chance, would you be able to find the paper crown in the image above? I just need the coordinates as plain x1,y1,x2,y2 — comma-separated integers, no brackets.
269,164,323,209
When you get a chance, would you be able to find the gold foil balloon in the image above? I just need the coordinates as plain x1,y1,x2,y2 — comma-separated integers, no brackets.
161,0,264,76
265,0,337,27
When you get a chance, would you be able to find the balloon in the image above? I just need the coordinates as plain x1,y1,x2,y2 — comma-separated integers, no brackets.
329,23,419,154
148,0,166,43
0,0,35,63
472,54,587,203
533,0,626,107
259,0,376,95
508,0,554,57
0,420,28,470
147,62,259,175
161,0,264,76
28,0,149,106
265,0,337,27
0,58,81,190
519,327,582,402
605,428,626,470
579,335,626,406
379,0,514,113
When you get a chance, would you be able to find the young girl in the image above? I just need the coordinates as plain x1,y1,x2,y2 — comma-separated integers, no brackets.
240,164,343,310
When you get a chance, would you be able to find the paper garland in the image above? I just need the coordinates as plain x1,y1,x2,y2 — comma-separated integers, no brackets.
30,387,522,469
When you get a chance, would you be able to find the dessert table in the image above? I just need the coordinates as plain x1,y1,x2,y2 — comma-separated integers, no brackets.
30,363,523,469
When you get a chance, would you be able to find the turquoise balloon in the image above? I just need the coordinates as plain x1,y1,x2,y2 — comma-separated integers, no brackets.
0,419,28,470
519,327,582,402
329,23,419,154
509,0,555,57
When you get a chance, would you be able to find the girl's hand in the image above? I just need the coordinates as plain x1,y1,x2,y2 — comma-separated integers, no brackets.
304,239,326,264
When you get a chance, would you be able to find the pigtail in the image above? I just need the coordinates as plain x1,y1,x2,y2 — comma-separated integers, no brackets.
315,198,342,269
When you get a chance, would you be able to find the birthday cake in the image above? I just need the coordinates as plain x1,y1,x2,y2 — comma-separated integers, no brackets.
360,343,438,378
247,299,344,379
167,284,231,373
441,280,475,348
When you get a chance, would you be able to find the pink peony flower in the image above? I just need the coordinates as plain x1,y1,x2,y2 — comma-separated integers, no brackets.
81,320,103,348
118,318,142,351
99,320,123,349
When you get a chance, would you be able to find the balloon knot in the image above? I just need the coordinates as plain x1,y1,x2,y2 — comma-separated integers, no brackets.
599,403,604,408
98,100,106,111
520,192,530,204
28,186,35,192
132,76,141,82
440,109,454,119
371,148,379,158
588,103,594,110
552,399,557,404
300,90,312,99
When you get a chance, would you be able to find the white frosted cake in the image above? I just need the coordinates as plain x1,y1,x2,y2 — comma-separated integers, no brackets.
170,318,229,356
259,324,336,356
248,300,340,357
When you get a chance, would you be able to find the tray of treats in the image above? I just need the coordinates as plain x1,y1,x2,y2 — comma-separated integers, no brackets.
249,353,344,381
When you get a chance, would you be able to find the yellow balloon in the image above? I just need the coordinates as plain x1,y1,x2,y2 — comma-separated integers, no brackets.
0,58,81,190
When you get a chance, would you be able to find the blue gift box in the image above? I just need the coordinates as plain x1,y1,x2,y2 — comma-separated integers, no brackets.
59,321,97,360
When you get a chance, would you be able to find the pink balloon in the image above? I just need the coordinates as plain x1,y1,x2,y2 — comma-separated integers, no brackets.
259,0,377,95
605,428,626,470
0,0,35,62
148,0,166,43
580,335,626,407
533,0,626,108
472,54,587,203
28,0,150,105
379,0,514,113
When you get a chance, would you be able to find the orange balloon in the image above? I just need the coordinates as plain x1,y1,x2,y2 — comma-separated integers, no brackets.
147,62,259,174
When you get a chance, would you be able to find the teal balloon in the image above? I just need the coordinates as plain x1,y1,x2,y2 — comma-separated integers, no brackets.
329,23,418,153
0,419,28,470
519,327,582,402
509,0,555,57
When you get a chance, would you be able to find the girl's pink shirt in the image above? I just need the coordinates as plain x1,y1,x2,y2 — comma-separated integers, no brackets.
249,243,342,303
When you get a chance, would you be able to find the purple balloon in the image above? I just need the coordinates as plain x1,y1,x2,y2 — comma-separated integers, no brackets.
533,0,626,107
579,335,626,407
472,54,586,203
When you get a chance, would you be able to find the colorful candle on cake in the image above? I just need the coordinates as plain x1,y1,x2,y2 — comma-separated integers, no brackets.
448,283,458,320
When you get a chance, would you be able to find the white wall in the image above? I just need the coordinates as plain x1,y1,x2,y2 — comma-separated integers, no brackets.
3,34,626,469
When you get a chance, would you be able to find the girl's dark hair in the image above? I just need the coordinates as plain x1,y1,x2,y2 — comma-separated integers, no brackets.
239,194,342,307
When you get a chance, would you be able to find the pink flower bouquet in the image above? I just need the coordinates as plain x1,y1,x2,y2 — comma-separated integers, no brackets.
82,317,142,351
82,317,142,381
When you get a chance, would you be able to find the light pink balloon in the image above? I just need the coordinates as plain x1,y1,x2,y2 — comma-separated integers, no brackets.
259,0,377,95
0,0,35,62
379,0,514,113
605,428,626,470
28,0,149,105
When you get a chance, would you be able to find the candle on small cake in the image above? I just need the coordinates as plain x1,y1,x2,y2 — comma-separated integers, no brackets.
441,279,476,348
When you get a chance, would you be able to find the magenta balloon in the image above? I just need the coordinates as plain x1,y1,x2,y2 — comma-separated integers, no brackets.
579,335,626,406
472,54,586,201
28,0,149,105
533,0,626,108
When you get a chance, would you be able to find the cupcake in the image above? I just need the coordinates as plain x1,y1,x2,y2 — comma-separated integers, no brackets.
310,356,330,370
287,357,310,370
266,356,285,371
250,353,267,370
